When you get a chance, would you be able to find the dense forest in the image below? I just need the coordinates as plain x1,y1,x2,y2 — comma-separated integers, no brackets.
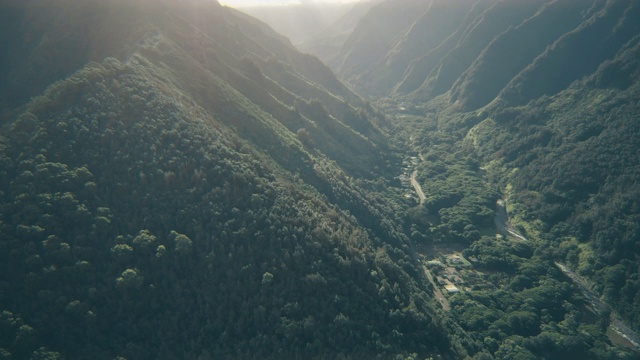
2,0,640,359
0,1,453,358
0,59,450,358
330,0,640,358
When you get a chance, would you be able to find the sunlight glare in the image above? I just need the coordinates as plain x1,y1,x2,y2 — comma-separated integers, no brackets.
219,0,367,7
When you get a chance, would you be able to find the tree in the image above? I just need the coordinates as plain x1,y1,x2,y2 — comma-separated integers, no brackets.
116,269,144,289
296,128,313,146
170,231,192,256
132,230,156,249
261,272,274,285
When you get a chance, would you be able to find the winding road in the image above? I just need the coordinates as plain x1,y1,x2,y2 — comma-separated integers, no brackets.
495,199,528,241
410,170,426,206
556,262,640,350
406,168,450,310
406,160,638,343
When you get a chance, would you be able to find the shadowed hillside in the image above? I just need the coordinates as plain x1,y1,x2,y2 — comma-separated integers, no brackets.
0,0,455,358
332,0,640,112
4,0,640,358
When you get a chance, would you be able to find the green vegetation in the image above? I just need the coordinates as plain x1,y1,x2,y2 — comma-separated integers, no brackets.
3,0,640,358
366,1,640,357
382,96,639,359
0,1,455,358
473,66,640,333
0,54,449,359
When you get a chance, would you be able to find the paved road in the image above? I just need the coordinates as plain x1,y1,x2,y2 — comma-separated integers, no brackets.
556,262,640,350
410,170,426,206
495,199,527,241
406,167,450,310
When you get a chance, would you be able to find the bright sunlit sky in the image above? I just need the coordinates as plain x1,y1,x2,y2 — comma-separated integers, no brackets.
219,0,366,7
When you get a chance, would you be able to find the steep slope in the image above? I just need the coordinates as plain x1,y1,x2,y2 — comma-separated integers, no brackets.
0,0,454,358
407,0,549,103
332,0,492,96
337,0,557,99
366,0,640,355
334,0,640,112
496,0,640,107
297,0,382,65
0,0,390,179
333,0,430,95
390,0,492,95
332,0,640,356
359,0,478,96
468,34,640,332
449,0,600,110
238,1,368,45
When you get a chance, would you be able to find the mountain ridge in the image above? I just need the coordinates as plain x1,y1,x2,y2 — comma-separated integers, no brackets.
0,1,455,358
329,0,640,355
331,0,640,112
4,0,640,358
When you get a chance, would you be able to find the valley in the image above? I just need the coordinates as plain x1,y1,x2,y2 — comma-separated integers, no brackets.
1,0,640,359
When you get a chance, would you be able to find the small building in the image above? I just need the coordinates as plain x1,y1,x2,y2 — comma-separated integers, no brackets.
444,284,460,294
426,260,444,268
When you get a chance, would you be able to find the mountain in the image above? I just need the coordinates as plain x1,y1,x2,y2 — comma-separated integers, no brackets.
238,1,369,46
4,0,640,358
332,0,640,357
236,1,382,66
469,26,640,334
295,0,382,65
332,0,431,97
0,0,455,358
0,0,392,179
334,0,640,111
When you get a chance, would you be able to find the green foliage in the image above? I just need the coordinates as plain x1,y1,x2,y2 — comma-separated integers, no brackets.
169,231,192,255
132,230,156,249
116,269,144,289
470,72,640,333
4,1,640,359
387,109,497,245
30,347,62,360
381,25,640,354
261,271,274,285
0,8,449,358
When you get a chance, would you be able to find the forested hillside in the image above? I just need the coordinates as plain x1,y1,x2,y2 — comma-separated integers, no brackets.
328,0,640,357
471,35,640,333
3,0,640,358
333,0,640,110
0,0,454,358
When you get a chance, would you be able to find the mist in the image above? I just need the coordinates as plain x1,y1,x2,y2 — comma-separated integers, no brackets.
219,0,367,7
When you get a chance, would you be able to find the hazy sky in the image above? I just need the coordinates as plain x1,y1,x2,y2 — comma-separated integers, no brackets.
219,0,365,7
